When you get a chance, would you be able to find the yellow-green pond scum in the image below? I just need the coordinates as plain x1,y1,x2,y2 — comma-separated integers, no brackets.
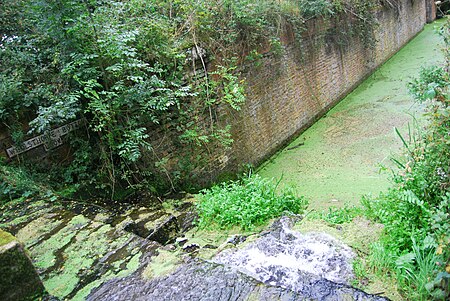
259,20,446,210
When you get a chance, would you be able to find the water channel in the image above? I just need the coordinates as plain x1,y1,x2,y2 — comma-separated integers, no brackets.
259,20,445,210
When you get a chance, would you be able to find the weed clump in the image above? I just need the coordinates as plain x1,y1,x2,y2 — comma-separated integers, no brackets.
196,174,308,230
311,204,363,225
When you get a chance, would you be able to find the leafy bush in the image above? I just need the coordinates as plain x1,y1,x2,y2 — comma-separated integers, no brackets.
196,174,308,230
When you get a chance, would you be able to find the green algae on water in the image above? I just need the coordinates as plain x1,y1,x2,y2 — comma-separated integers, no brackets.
258,20,446,210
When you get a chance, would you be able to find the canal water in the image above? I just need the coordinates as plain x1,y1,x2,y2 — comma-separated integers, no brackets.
259,20,445,210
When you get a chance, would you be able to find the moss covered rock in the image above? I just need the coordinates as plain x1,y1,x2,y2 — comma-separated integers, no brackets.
0,229,45,301
0,229,15,246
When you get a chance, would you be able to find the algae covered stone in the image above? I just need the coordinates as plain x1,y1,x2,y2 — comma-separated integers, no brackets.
0,229,46,301
0,229,15,246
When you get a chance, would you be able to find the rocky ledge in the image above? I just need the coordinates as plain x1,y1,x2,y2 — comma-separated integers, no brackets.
1,198,389,301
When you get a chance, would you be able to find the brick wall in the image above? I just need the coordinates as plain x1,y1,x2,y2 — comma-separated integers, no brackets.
1,0,427,189
218,0,426,174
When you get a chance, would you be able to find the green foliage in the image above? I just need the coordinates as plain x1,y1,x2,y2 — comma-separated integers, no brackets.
395,237,444,300
408,66,448,102
362,19,450,300
196,174,308,230
298,0,334,19
362,190,432,250
0,160,60,204
0,163,39,203
312,204,363,224
367,241,397,276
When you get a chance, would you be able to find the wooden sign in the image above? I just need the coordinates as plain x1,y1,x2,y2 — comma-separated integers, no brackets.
6,119,85,158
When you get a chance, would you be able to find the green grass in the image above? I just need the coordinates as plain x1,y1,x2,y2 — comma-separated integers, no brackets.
309,204,363,224
196,174,308,230
395,237,443,300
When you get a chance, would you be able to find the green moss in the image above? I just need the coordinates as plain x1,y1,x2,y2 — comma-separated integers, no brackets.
143,214,171,231
70,251,142,301
142,249,182,279
3,201,147,300
71,278,107,301
16,216,63,248
32,215,89,271
258,20,445,210
0,238,46,301
42,223,126,298
1,211,57,237
0,229,15,246
44,272,80,299
178,223,266,260
294,217,383,254
0,214,31,229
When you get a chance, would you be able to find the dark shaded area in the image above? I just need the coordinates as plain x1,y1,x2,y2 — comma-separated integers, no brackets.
437,2,450,17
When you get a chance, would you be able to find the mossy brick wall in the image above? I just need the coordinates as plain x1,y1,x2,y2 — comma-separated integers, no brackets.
219,0,426,173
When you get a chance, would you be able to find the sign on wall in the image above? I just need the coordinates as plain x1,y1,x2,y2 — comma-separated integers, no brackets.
6,119,85,158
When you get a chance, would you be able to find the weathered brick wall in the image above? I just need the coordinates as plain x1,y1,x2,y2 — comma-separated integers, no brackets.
219,0,426,173
1,0,427,189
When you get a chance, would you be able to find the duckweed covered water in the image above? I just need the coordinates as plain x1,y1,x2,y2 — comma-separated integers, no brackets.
259,20,446,210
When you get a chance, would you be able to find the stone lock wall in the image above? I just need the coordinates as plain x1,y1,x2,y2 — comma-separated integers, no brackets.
0,230,46,300
219,0,426,173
